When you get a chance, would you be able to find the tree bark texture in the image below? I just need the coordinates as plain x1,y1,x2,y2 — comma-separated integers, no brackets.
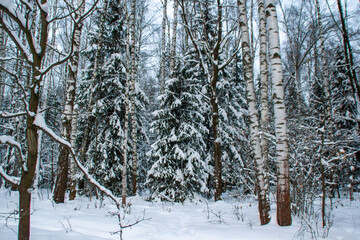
160,0,167,94
169,0,178,76
0,28,5,103
238,0,270,225
130,0,138,196
212,0,223,202
315,0,330,226
264,0,292,226
69,108,78,200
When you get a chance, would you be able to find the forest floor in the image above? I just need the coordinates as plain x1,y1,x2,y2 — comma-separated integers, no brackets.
0,190,359,240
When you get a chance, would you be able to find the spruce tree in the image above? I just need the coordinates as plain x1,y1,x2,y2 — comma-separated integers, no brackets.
146,48,210,202
77,0,148,195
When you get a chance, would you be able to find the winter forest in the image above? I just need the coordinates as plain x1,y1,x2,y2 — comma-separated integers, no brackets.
0,0,359,239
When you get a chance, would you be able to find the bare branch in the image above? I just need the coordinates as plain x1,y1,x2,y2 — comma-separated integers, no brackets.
0,111,27,118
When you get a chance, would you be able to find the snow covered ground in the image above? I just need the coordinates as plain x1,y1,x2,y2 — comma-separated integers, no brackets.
0,190,359,240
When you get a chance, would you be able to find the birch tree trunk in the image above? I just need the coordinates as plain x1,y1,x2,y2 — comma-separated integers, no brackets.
53,0,85,203
0,28,5,103
69,108,78,200
169,0,178,76
264,0,292,226
238,0,270,225
315,0,330,226
160,0,167,94
130,0,138,196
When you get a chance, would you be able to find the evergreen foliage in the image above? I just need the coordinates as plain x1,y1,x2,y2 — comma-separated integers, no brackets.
146,49,210,202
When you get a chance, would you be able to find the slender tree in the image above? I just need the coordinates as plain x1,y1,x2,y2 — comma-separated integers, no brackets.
238,0,270,225
264,0,292,226
160,0,168,94
130,0,138,196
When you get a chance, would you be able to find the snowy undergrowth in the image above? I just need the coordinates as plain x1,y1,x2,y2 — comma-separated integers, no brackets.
0,190,359,240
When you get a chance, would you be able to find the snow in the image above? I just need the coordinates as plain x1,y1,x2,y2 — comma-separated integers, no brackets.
0,135,26,172
1,191,359,240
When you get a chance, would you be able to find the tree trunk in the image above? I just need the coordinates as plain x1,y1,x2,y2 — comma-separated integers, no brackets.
53,0,85,203
169,1,178,76
315,0,330,226
130,0,138,196
337,0,360,120
213,0,223,202
239,0,270,225
69,108,78,200
0,28,5,103
160,0,167,94
122,4,132,206
212,68,222,201
258,0,271,225
264,0,292,226
19,82,40,240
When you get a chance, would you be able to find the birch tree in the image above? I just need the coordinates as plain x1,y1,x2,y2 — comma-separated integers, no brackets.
169,0,178,76
264,0,292,226
238,0,270,225
160,0,167,94
130,0,138,196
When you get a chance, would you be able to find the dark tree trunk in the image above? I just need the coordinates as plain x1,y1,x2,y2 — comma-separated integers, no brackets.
53,145,70,203
212,66,222,201
19,82,40,240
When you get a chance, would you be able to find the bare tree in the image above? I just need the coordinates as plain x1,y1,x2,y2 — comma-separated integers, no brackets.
264,0,292,226
238,0,270,225
258,0,271,225
160,0,168,94
169,0,178,76
130,0,139,196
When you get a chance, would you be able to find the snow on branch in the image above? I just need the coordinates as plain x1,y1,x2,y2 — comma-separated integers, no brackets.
0,135,27,172
0,111,27,118
33,113,121,207
0,166,20,186
0,1,36,63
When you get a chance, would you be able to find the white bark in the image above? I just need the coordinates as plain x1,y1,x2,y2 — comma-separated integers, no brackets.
130,0,138,196
160,0,167,94
0,28,5,104
264,0,291,226
238,0,270,225
169,0,178,76
315,0,330,114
